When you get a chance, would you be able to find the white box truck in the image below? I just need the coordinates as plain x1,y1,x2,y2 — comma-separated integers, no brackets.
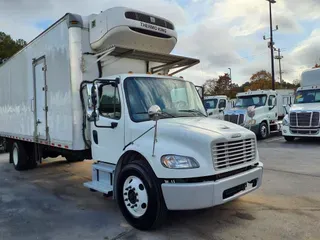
282,68,320,141
0,7,263,230
203,95,234,119
224,89,294,139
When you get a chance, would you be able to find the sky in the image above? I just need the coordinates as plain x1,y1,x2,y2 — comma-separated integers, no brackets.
0,0,319,86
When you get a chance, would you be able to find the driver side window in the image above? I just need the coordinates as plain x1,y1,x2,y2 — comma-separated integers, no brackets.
99,84,121,120
268,95,276,106
218,99,226,108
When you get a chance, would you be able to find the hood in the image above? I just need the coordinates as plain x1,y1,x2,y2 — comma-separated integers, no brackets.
158,117,253,138
224,108,247,115
225,106,265,117
290,103,320,112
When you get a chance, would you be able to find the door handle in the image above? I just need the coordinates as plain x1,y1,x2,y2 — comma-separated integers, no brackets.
37,119,41,124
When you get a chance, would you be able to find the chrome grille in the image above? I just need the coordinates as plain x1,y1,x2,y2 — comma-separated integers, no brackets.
224,114,245,125
289,112,320,127
289,111,320,135
212,139,256,169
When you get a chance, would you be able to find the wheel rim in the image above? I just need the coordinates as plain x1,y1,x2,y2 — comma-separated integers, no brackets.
13,147,18,166
123,175,148,218
261,125,267,138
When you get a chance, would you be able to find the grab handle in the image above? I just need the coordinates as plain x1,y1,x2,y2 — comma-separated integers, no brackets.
31,98,34,112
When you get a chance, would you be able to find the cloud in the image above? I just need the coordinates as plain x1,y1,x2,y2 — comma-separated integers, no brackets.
290,29,320,67
0,0,319,87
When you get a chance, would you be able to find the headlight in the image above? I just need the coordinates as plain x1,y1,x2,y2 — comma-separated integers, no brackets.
247,119,256,125
282,115,289,126
161,155,200,169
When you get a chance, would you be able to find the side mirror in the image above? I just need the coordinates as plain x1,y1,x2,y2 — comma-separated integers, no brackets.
219,107,224,113
148,105,162,121
247,106,256,118
271,98,276,106
283,104,290,114
88,84,99,121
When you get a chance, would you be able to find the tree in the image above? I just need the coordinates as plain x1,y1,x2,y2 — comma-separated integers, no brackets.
313,63,320,69
203,78,217,96
250,70,272,82
213,73,231,95
0,32,27,65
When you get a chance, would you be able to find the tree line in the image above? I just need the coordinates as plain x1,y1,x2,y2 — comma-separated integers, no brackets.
202,69,304,98
0,32,27,65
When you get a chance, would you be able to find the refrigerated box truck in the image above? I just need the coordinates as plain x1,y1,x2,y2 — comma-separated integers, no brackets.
0,7,263,230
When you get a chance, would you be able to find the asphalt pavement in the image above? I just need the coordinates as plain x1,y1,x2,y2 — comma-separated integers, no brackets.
0,136,319,240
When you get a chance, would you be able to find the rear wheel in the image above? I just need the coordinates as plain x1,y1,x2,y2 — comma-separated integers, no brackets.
11,142,29,171
116,160,167,230
284,136,295,142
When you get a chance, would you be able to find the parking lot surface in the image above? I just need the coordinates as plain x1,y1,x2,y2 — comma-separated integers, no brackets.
1,136,320,240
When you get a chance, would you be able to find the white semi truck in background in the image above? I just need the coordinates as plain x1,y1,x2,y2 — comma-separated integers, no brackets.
282,68,320,141
203,95,234,119
224,89,294,139
0,7,263,230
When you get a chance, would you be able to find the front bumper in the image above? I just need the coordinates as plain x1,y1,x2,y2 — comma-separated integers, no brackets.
161,163,263,210
282,125,320,137
244,124,260,135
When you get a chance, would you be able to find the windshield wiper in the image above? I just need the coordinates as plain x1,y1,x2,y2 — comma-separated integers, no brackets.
178,109,207,117
134,111,176,118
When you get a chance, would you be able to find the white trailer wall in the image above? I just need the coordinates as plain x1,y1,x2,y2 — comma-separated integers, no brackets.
0,19,73,147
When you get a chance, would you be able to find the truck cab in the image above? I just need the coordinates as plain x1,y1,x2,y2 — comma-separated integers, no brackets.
282,68,320,141
203,95,232,120
224,89,294,139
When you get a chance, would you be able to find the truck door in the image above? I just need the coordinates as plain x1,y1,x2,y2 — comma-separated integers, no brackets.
33,56,48,140
218,99,226,120
90,82,124,164
267,95,277,120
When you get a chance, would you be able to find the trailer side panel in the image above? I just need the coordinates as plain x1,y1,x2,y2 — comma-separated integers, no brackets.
0,19,74,148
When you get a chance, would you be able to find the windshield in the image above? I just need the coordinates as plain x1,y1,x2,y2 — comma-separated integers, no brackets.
235,95,267,108
295,89,320,104
203,99,218,109
124,77,207,122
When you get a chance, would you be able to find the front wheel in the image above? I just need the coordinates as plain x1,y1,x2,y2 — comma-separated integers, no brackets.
284,136,295,142
116,160,167,230
258,122,269,139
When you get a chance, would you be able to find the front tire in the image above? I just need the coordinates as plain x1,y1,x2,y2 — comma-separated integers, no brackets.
116,160,167,230
284,136,295,142
258,122,268,139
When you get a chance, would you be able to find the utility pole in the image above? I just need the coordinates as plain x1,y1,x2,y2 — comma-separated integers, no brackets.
264,0,277,90
274,48,283,83
228,68,232,84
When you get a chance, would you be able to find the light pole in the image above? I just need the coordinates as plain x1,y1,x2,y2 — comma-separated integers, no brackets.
228,68,232,83
267,0,276,90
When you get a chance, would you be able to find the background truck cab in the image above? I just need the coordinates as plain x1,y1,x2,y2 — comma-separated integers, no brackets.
224,89,294,139
203,95,233,120
282,68,320,141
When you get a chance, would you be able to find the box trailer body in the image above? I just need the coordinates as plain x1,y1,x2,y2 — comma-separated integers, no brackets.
0,17,80,151
282,68,320,141
0,7,263,230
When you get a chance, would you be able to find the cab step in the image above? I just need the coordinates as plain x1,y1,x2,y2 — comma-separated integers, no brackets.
83,162,115,195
